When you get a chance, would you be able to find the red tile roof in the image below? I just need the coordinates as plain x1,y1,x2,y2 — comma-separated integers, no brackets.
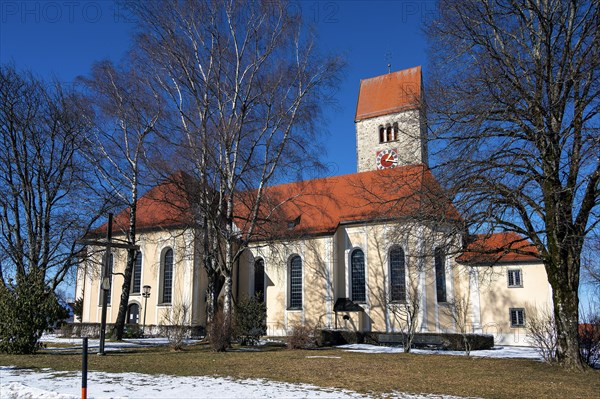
92,171,194,236
92,166,461,242
234,164,461,241
458,232,539,264
355,66,422,122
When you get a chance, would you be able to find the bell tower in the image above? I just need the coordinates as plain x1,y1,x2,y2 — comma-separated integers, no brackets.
355,66,428,173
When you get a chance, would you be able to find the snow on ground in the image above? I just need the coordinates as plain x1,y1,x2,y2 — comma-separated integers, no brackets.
337,344,543,360
0,335,543,398
39,334,200,353
0,366,474,399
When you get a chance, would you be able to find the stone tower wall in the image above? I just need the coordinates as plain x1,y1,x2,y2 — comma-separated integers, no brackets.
355,109,428,172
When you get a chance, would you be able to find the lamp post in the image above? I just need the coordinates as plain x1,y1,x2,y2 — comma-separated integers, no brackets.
142,285,151,336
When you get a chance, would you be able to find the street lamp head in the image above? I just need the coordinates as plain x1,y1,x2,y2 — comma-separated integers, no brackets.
143,285,151,297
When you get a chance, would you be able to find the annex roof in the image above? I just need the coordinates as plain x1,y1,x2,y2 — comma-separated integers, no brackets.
458,232,540,264
355,66,422,122
235,164,461,241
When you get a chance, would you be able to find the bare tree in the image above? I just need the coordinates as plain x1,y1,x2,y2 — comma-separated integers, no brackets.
445,292,473,356
0,65,102,353
427,0,599,369
125,0,341,327
582,232,600,293
526,305,558,362
79,60,163,340
578,302,600,367
391,279,421,353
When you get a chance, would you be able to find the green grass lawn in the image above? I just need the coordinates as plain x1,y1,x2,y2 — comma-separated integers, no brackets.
1,343,598,399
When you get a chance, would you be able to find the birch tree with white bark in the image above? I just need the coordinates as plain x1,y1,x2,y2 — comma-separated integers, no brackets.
125,0,341,337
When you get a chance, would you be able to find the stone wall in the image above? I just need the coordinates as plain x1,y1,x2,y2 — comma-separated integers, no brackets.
355,109,427,172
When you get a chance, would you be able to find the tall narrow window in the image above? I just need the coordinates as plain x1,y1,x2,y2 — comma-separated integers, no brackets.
435,247,447,303
389,247,406,302
106,253,113,305
393,123,399,141
351,249,366,302
379,127,385,143
161,248,173,304
131,251,142,294
289,255,302,309
386,126,393,142
254,259,265,303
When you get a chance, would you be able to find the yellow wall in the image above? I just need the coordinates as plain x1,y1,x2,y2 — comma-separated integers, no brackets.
473,262,552,346
76,228,207,329
77,222,552,347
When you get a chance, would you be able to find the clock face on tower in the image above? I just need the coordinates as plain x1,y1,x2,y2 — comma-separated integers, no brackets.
376,149,399,170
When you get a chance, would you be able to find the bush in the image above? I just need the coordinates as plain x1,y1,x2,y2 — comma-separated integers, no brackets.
234,295,266,346
439,333,494,351
122,324,144,339
72,297,84,322
209,311,233,352
0,273,69,354
579,307,600,368
525,306,558,362
159,303,191,350
287,324,315,349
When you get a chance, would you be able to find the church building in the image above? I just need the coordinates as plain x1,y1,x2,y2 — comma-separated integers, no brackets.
76,67,552,346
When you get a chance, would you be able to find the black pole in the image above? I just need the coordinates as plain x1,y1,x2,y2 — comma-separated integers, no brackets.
82,337,88,399
142,295,148,336
99,213,113,356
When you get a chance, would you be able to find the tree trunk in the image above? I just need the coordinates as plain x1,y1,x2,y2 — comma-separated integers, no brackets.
205,265,219,325
113,189,137,340
113,249,136,340
222,272,233,321
548,250,586,369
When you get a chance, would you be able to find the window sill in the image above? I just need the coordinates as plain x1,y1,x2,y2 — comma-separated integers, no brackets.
287,307,302,311
508,286,523,288
157,303,172,306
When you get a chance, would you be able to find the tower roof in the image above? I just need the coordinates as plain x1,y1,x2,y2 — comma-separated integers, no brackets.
355,66,422,122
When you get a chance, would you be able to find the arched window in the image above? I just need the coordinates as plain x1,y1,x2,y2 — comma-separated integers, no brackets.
393,122,399,141
351,249,366,302
254,258,265,303
161,248,174,304
379,126,385,143
389,247,406,302
131,251,142,294
386,126,393,142
127,303,140,324
289,255,302,309
435,247,447,303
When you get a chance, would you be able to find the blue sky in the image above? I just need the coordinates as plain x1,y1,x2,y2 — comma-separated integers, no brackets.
1,0,434,176
2,1,597,306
